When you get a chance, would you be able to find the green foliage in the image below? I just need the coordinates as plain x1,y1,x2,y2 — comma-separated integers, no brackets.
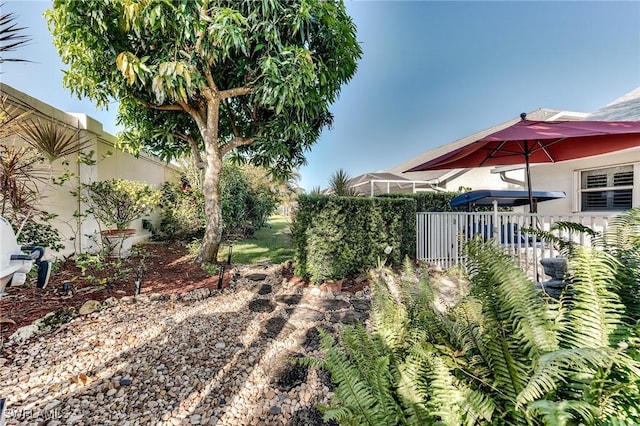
378,192,500,213
157,161,278,241
0,143,47,217
378,192,463,212
313,208,640,424
73,244,146,286
157,181,206,241
13,211,64,252
0,142,64,251
328,168,356,196
47,0,362,263
293,195,416,281
85,179,161,230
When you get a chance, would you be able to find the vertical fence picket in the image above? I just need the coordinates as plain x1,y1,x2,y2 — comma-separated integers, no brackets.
416,211,618,280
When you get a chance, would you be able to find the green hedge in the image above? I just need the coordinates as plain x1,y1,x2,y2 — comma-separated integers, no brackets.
293,195,416,281
377,192,462,212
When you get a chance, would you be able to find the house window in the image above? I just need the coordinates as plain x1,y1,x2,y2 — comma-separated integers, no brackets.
580,165,634,211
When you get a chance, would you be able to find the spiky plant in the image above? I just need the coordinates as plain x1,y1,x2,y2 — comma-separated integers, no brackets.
0,5,31,65
328,168,357,196
19,119,91,163
0,144,47,216
308,185,323,195
0,96,32,139
310,209,640,425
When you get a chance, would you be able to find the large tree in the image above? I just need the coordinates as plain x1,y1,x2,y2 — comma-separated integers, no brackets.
47,0,361,263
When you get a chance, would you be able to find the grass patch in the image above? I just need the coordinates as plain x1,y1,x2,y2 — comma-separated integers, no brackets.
219,215,294,264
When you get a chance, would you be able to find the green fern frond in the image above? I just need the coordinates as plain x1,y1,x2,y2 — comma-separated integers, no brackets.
525,399,596,425
517,348,612,408
425,353,466,425
396,356,435,425
317,326,407,425
370,268,411,352
317,328,388,425
465,237,558,356
561,247,626,348
595,208,640,322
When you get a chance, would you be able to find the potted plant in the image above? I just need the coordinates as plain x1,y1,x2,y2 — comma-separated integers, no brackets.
85,179,161,257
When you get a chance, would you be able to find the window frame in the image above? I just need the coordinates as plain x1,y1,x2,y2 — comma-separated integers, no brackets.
574,163,639,212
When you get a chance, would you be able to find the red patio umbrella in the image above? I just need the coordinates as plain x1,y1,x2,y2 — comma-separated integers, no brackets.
405,114,640,212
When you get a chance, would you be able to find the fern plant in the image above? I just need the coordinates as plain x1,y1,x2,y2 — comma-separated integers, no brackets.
310,208,640,425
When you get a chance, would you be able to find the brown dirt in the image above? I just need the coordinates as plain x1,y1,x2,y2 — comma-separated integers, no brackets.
0,242,230,338
0,242,369,339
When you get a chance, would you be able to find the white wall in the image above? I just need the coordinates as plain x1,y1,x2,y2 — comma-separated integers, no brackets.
532,147,640,214
1,83,180,259
442,166,522,192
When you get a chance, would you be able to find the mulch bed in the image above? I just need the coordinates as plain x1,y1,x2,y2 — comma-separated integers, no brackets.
0,242,369,339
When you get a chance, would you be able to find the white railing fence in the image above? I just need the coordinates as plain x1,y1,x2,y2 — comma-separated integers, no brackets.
416,211,617,281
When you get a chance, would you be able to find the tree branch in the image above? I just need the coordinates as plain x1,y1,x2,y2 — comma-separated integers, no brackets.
135,97,183,111
177,99,206,128
221,136,255,156
175,133,206,169
220,86,251,99
204,68,218,94
195,1,210,56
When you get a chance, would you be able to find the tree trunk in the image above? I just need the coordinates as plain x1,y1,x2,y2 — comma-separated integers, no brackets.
194,92,223,265
195,140,223,265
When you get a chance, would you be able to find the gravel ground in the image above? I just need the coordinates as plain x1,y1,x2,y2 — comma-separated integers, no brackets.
1,263,371,425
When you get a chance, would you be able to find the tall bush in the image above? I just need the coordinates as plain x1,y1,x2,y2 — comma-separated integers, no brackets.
157,161,278,241
309,209,640,425
293,195,416,281
157,181,206,241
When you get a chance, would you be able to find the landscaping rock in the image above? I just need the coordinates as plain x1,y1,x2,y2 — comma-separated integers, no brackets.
249,298,276,313
287,307,325,325
328,310,368,324
287,407,338,426
0,262,371,425
257,284,273,295
318,299,351,311
301,325,336,352
262,316,296,339
275,294,302,305
247,273,268,281
9,324,39,343
79,300,101,315
273,353,308,392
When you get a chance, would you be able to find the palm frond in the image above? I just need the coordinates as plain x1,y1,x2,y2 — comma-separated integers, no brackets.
0,6,31,64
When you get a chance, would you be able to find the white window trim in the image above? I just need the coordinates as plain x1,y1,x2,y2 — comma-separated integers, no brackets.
573,162,639,213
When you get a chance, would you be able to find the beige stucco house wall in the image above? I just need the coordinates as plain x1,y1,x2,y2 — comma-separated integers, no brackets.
531,149,640,214
532,87,640,215
1,83,179,259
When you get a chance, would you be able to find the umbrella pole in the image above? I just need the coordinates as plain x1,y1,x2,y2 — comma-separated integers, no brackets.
525,151,536,214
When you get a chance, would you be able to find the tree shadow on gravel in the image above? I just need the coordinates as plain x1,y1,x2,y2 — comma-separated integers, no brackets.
3,276,347,425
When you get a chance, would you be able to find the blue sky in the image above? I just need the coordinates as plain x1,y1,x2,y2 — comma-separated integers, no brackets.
2,1,640,191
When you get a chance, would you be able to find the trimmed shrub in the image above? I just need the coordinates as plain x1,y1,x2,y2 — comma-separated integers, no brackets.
293,195,416,281
377,192,462,212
